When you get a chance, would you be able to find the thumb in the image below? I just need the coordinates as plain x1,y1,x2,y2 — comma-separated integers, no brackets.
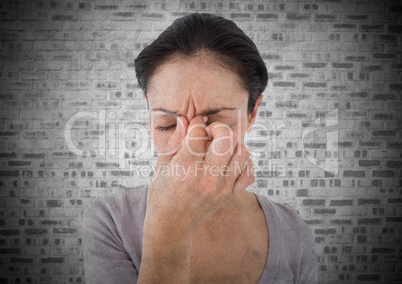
233,159,255,195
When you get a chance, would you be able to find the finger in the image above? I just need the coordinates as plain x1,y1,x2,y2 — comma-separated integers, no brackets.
204,122,238,166
225,143,251,185
158,116,189,164
232,159,255,195
175,115,210,161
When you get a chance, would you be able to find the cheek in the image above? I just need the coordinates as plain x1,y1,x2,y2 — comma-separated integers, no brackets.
152,132,170,153
232,117,249,143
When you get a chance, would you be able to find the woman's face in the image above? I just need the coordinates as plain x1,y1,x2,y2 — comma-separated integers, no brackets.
146,53,262,155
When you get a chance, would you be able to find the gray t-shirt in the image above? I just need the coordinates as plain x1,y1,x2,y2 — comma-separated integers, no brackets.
82,185,317,283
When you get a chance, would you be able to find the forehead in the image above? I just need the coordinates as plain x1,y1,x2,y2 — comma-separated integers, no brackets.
146,53,247,108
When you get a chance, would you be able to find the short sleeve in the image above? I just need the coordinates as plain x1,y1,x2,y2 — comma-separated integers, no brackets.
297,218,318,284
82,192,138,284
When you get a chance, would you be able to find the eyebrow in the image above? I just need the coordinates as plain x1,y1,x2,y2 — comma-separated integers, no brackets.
151,107,238,116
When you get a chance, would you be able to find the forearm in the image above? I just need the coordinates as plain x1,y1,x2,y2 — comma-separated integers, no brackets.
137,214,194,283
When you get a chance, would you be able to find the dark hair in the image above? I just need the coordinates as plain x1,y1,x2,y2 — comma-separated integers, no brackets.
134,12,268,114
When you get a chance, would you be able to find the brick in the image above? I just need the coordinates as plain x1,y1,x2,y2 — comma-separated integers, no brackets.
343,171,365,178
53,228,77,234
124,3,148,10
0,170,19,177
358,160,381,167
315,14,337,22
94,4,119,10
344,55,366,62
290,73,310,78
345,14,368,21
371,112,394,120
331,219,352,225
371,130,396,137
386,217,402,223
358,198,381,206
386,141,402,149
314,208,336,215
330,200,353,206
333,23,356,30
359,218,382,225
51,13,77,21
141,13,165,20
386,161,402,168
274,65,295,70
337,141,353,148
40,220,62,226
389,84,402,91
303,199,325,206
256,13,279,20
261,53,280,60
0,229,20,236
372,170,394,178
389,5,402,12
46,200,62,207
0,248,20,254
332,63,354,68
314,228,337,235
272,81,296,88
296,188,309,197
275,101,298,108
359,24,384,32
388,25,402,33
8,161,31,167
0,31,19,41
387,198,402,204
303,82,327,88
303,63,326,68
372,53,397,60
10,257,34,264
24,228,47,235
230,13,251,19
286,13,310,21
0,152,18,158
41,257,64,263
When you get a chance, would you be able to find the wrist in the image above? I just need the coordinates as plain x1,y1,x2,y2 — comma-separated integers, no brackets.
143,210,195,243
140,213,194,280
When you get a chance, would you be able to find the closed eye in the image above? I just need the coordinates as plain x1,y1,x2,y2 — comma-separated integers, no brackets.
155,124,176,132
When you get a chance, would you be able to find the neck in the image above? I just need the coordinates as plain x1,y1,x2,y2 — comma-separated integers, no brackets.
199,189,257,230
213,189,254,216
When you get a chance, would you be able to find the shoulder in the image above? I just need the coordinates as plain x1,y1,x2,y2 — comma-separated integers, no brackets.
270,198,315,257
258,197,313,241
82,184,149,232
82,185,148,283
268,199,314,242
256,195,317,283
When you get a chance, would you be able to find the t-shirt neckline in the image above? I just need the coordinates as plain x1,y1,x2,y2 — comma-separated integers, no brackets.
254,193,281,284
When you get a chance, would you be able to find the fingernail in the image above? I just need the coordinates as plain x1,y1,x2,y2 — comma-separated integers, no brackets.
202,115,208,123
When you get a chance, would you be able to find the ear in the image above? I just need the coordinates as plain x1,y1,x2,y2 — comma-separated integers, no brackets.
247,95,263,132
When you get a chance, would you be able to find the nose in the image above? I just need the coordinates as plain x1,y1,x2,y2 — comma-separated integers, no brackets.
181,97,197,124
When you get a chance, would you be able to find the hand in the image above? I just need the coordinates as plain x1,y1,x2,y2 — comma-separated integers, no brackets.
146,115,255,231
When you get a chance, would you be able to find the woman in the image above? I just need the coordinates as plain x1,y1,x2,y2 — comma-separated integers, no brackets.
82,13,317,283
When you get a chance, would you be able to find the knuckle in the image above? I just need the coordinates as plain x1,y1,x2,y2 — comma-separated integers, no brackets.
188,123,208,137
237,144,250,161
217,187,230,201
223,185,232,198
210,122,233,137
201,177,218,191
